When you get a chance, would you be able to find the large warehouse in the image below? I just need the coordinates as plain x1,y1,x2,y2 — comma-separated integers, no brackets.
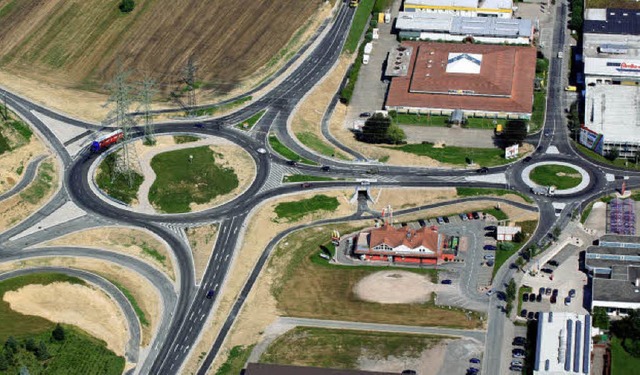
403,0,513,18
385,41,537,119
581,9,640,157
534,312,592,375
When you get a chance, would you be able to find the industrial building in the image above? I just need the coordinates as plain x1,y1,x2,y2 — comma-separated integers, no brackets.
585,235,640,315
533,312,592,375
581,9,640,157
396,12,533,44
403,0,513,18
385,41,536,119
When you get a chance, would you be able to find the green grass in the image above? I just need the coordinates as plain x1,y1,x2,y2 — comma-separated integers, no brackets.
260,327,448,370
139,242,166,265
9,120,33,141
517,285,532,313
173,135,200,144
492,220,537,278
0,273,85,341
296,131,349,160
486,208,508,221
192,96,252,117
268,134,318,165
107,279,149,327
611,336,640,375
529,164,582,189
575,142,640,171
456,187,534,203
19,161,55,204
1,325,124,375
581,201,594,224
235,110,265,130
274,195,340,222
214,345,255,375
0,0,17,19
343,0,375,54
16,164,24,175
390,143,508,166
391,113,498,129
149,146,239,213
95,153,144,205
282,174,337,183
530,91,546,133
0,131,10,154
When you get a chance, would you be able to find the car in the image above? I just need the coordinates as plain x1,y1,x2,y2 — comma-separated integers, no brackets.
496,291,506,300
523,156,532,163
552,289,559,297
287,160,298,166
483,245,497,251
527,311,535,320
536,293,542,302
513,348,526,358
418,219,427,227
359,112,372,118
569,289,576,298
486,289,495,296
257,147,267,154
523,293,529,302
441,279,452,285
544,130,551,137
511,359,523,366
539,287,545,295
467,212,474,220
470,358,481,364
460,213,468,221
360,180,371,186
548,260,559,267
466,369,479,375
484,225,497,231
477,167,489,174
443,216,450,223
564,296,572,306
436,217,445,224
520,309,527,318
206,289,215,299
550,295,557,304
513,337,527,345
472,211,480,220
512,338,525,347
545,287,552,296
485,231,495,238
483,254,495,260
486,260,494,267
510,365,523,372
401,370,417,375
529,293,536,301
541,268,554,274
301,183,312,188
195,123,205,128
321,165,331,171
401,222,408,227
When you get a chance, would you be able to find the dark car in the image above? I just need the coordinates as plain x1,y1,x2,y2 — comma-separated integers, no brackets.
545,287,552,296
550,295,557,304
477,167,489,174
195,123,205,128
418,219,427,227
470,358,481,364
301,183,312,188
529,293,536,301
512,338,525,347
359,112,372,118
443,216,450,223
484,225,497,231
548,260,559,267
472,212,480,220
401,222,408,227
401,371,417,375
536,293,543,302
441,279,453,285
321,165,331,171
206,289,215,299
459,213,468,221
496,291,506,301
552,289,559,297
527,311,535,320
287,160,298,166
485,231,495,238
539,287,545,295
466,368,479,375
541,268,554,274
523,156,532,163
523,293,529,302
513,348,526,357
486,260,494,267
544,130,551,137
484,245,497,251
569,289,576,298
510,365,523,372
520,309,527,318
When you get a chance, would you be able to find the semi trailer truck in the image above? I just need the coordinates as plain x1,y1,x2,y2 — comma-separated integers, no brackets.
91,129,124,152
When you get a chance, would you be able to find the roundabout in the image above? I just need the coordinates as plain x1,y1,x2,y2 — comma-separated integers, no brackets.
521,161,591,195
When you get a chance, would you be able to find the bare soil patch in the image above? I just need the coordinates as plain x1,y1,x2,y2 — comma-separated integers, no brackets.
4,282,128,356
354,271,440,304
391,199,538,224
370,188,456,211
41,226,175,280
0,257,161,347
358,341,450,375
186,224,219,284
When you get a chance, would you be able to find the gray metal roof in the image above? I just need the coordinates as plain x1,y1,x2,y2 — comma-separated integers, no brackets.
599,234,640,245
592,274,640,303
395,12,532,38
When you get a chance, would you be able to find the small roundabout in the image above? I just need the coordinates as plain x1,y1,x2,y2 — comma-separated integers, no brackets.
521,161,591,195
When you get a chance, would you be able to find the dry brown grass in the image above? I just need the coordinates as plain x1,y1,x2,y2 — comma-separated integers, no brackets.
0,136,47,195
186,224,219,284
41,226,175,281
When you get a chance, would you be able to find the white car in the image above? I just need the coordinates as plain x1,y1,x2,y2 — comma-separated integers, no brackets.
486,289,495,296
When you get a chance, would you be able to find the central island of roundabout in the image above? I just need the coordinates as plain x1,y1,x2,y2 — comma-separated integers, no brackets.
521,161,591,196
93,134,256,214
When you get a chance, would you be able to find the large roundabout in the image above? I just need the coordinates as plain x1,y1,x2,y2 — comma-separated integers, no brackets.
521,161,592,195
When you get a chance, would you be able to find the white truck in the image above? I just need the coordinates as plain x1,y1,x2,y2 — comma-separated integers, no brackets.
531,185,556,196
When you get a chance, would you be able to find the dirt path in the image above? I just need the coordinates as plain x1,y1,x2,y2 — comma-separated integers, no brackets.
4,282,128,356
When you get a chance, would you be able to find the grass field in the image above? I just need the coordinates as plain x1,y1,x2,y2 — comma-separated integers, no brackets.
392,113,499,130
149,146,238,213
530,92,546,133
581,201,594,224
575,143,640,171
95,153,144,205
0,0,326,95
0,110,33,155
492,220,537,278
343,0,375,53
611,337,640,375
236,110,266,131
214,345,255,375
270,224,483,328
529,165,582,189
268,134,318,165
19,161,56,205
282,175,337,183
274,195,340,222
456,187,534,203
296,131,349,160
260,327,447,370
0,273,85,341
391,143,508,166
586,0,640,9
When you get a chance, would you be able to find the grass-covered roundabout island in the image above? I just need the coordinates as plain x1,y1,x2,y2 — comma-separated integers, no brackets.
529,164,583,190
95,135,255,213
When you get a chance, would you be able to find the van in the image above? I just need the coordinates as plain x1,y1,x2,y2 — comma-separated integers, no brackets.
557,52,564,59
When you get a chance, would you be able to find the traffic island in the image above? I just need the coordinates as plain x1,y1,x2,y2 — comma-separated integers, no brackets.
521,161,591,196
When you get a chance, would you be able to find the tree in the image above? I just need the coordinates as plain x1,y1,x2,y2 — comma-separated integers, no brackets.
605,147,620,161
500,120,528,147
24,338,37,353
4,337,18,354
552,226,561,240
513,231,525,243
386,124,406,144
35,341,49,361
360,113,392,144
119,0,135,13
0,351,8,371
592,307,610,330
52,323,65,342
506,279,517,302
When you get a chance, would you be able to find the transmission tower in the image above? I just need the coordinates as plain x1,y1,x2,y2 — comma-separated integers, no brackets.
181,56,198,116
105,69,140,187
138,77,158,145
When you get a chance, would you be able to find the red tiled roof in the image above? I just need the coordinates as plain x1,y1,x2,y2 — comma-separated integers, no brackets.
369,224,439,251
386,41,537,114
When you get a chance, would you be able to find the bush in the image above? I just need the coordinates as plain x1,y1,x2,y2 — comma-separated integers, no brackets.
52,324,65,341
119,0,135,13
605,147,620,161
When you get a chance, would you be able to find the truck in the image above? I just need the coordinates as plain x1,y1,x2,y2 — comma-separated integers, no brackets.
364,42,373,55
494,123,503,135
91,129,124,152
531,185,556,196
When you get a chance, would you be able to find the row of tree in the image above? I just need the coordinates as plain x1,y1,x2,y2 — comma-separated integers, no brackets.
0,324,65,371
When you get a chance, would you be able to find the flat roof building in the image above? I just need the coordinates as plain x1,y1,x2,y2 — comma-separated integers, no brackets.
534,312,592,375
385,41,536,119
403,0,513,18
396,12,533,44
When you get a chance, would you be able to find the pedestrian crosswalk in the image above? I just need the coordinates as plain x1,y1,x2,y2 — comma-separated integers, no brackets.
159,223,190,245
257,163,299,194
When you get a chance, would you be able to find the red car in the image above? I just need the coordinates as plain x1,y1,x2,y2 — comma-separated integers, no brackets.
467,212,474,220
301,183,312,188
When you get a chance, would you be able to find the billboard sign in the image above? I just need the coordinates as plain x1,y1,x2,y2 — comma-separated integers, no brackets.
579,126,604,154
505,144,519,159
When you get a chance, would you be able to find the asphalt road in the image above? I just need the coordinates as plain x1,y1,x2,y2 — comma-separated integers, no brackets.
0,155,46,201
